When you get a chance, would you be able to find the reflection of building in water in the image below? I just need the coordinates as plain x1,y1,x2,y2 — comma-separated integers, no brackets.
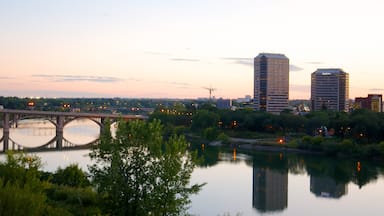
253,168,288,212
310,176,348,198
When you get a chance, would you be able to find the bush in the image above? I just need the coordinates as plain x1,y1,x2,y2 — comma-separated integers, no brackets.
287,139,299,148
204,127,219,141
217,132,230,144
45,184,101,215
321,142,340,156
0,178,47,216
51,164,90,188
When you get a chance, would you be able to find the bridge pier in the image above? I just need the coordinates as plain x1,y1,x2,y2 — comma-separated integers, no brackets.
100,117,105,134
56,116,64,149
3,113,10,152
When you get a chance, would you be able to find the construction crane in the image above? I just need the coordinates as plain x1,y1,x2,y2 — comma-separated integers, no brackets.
203,86,216,101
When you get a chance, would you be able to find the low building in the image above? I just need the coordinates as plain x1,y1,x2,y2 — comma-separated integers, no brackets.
355,94,383,112
216,98,232,109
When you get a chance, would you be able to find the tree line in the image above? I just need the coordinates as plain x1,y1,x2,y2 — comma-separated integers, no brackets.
150,105,384,159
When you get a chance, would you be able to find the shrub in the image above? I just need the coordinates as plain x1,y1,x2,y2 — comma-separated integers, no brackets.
217,132,230,144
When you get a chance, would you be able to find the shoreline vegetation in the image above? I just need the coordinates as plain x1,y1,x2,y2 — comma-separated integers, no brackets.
199,134,384,160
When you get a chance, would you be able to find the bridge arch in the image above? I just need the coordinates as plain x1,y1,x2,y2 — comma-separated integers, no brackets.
1,109,146,152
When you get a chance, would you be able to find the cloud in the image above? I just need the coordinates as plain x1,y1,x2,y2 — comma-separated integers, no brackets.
0,89,115,98
0,76,13,79
170,58,200,62
32,74,123,83
144,51,171,56
163,81,194,89
169,81,191,86
222,57,304,72
305,61,324,65
368,88,384,92
289,64,304,71
127,77,142,82
221,57,253,67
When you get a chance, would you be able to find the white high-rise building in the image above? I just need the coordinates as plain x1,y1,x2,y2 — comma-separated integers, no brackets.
254,53,289,114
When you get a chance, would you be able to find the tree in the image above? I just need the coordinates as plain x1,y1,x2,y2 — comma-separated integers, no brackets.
0,151,46,216
191,110,219,131
51,164,90,188
89,119,203,215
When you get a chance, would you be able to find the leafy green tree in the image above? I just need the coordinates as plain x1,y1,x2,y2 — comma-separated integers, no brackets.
0,178,47,216
89,119,203,216
51,164,90,188
191,110,220,131
0,151,46,216
204,127,219,141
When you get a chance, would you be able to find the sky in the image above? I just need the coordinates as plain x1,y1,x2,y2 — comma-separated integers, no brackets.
1,0,384,99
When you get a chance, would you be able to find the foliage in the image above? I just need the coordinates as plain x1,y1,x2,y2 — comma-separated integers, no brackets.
89,119,203,216
51,164,90,188
204,127,219,141
0,152,102,215
0,178,47,216
217,132,231,144
0,151,47,216
45,184,101,216
0,151,43,191
191,110,220,131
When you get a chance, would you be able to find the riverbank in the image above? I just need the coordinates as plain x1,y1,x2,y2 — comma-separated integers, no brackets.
206,135,384,160
208,137,319,154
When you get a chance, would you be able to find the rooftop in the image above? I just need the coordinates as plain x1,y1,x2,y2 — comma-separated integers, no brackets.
255,53,288,59
313,68,347,75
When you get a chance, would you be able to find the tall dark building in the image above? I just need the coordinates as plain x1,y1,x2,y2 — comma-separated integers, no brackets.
311,69,349,112
254,53,289,114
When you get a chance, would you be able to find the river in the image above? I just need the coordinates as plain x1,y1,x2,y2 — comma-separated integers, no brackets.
1,119,384,216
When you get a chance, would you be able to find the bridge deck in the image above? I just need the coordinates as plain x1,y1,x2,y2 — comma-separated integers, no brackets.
0,109,147,120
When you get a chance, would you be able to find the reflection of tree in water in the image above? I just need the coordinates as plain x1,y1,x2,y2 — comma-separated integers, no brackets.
248,151,384,190
303,155,382,189
191,143,247,168
89,120,204,216
352,160,381,188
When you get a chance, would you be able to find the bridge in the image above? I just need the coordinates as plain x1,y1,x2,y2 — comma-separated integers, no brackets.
0,109,147,152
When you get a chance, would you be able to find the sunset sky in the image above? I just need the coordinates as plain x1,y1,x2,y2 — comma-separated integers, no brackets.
1,0,384,99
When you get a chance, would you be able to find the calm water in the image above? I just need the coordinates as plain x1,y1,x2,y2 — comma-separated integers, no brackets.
1,119,384,216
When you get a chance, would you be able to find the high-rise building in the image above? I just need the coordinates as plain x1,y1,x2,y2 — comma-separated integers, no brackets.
254,53,289,114
311,69,349,112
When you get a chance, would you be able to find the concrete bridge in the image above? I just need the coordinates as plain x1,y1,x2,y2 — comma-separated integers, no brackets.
0,109,147,152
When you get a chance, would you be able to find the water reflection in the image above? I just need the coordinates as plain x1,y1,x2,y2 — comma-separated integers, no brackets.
0,118,100,151
251,151,288,213
310,176,348,198
190,144,384,215
253,168,288,212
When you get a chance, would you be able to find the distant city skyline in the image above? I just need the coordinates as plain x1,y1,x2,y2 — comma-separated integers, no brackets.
1,0,384,99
